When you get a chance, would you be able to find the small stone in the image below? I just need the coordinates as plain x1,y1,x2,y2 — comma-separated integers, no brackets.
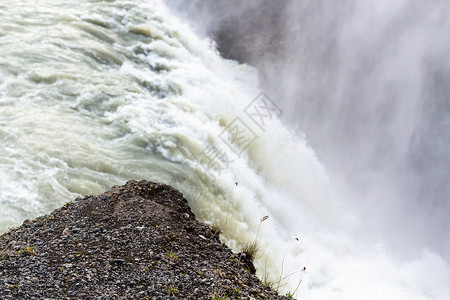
111,259,125,265
61,228,70,237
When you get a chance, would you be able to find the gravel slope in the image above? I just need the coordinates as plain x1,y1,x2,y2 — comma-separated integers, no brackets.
0,180,288,299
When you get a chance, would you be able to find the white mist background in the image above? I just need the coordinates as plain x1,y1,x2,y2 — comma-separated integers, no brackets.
164,0,450,261
162,0,450,298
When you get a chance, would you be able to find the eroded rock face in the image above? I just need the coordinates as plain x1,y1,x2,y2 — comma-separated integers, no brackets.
0,180,287,299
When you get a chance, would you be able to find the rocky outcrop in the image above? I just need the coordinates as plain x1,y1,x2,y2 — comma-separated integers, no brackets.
0,180,287,299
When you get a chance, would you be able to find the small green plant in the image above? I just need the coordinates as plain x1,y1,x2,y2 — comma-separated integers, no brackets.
210,224,222,236
8,285,20,289
164,252,178,260
233,283,242,292
263,278,275,290
240,240,260,262
168,284,178,295
286,290,294,298
0,253,9,261
17,246,36,255
212,291,228,300
273,267,306,298
236,215,269,275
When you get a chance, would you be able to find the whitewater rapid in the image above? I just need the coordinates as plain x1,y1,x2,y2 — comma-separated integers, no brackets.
0,0,449,299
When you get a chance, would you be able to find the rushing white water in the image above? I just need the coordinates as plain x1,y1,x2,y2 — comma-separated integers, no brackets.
0,0,449,299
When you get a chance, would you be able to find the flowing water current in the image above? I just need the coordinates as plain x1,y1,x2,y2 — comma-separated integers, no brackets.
0,0,449,298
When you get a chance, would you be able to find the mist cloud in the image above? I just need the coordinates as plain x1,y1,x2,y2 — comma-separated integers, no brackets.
164,0,450,260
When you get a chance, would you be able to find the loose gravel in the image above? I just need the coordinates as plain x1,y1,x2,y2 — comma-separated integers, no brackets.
0,180,288,299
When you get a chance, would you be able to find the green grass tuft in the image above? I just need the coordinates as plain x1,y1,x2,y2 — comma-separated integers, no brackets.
286,290,294,298
17,246,36,256
168,284,178,295
164,252,179,260
240,240,260,262
212,291,228,300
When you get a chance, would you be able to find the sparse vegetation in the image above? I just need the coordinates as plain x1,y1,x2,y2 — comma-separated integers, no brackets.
286,290,294,298
239,240,260,263
8,285,20,289
17,246,36,255
243,217,306,298
210,224,222,236
291,267,307,298
276,237,299,291
212,291,228,300
0,180,288,298
272,267,307,298
262,259,275,289
164,252,179,260
168,284,178,295
239,215,269,265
